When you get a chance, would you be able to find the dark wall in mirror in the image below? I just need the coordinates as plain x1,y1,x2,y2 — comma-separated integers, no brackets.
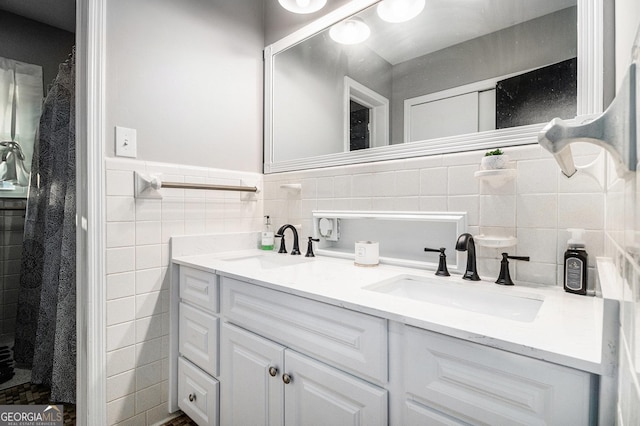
496,58,577,129
0,10,75,93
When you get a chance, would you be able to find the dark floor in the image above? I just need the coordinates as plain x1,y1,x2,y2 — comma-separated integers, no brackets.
0,381,196,426
0,382,76,424
162,413,197,425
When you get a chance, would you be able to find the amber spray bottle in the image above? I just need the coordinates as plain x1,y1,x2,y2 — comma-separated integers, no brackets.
564,228,588,295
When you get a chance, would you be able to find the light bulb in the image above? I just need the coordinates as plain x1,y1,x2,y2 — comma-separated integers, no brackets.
344,21,357,39
329,18,371,45
278,0,326,14
377,0,425,23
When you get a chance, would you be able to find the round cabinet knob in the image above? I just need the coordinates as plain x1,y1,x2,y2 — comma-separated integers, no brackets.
269,366,278,377
282,373,292,384
188,393,196,402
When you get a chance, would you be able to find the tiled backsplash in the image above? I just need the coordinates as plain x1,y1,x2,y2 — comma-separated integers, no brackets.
104,158,263,425
264,143,605,287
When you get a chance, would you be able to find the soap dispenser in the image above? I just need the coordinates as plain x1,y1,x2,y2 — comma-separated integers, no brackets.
261,216,274,251
564,228,588,295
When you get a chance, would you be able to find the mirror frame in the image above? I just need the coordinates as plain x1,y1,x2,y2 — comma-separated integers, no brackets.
264,0,604,173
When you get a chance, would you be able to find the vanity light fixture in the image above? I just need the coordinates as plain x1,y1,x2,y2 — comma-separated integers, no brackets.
278,0,326,14
329,18,371,45
377,0,425,23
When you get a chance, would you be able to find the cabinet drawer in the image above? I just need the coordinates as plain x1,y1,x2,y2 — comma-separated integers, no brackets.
178,357,219,426
222,277,388,384
404,326,594,425
180,266,218,313
179,302,219,377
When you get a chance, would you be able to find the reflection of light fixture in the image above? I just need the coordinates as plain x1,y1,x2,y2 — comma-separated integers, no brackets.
377,0,425,23
278,0,326,14
329,18,371,45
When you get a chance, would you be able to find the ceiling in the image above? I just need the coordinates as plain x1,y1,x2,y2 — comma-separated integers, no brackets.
0,0,75,33
0,0,576,60
359,0,577,65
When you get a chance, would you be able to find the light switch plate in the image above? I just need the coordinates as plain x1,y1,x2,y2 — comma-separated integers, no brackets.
115,126,137,158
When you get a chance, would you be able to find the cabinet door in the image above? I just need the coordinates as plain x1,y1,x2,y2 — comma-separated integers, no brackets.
220,323,285,426
404,326,594,425
284,351,388,426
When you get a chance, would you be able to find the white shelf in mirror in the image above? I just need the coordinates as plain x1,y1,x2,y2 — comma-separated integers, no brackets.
474,168,517,187
474,235,517,248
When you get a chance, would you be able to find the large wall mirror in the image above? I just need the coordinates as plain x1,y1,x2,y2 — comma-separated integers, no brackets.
264,0,604,173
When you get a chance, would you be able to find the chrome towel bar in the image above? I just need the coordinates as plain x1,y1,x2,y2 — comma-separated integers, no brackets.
160,181,258,193
134,171,260,199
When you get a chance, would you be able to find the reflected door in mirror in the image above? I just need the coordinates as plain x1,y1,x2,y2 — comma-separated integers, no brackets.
350,100,370,151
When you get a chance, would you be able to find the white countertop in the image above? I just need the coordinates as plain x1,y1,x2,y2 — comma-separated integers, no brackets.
173,249,606,375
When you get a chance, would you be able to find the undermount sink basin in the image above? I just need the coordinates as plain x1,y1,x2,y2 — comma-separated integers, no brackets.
364,275,543,322
220,253,312,269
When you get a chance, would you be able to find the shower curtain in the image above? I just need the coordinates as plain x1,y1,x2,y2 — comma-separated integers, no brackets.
13,49,76,404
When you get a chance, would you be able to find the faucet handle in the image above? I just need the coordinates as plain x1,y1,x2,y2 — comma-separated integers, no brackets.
424,247,450,277
495,253,530,286
305,237,320,258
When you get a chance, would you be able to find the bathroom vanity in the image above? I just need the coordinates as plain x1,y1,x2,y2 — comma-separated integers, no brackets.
170,248,611,425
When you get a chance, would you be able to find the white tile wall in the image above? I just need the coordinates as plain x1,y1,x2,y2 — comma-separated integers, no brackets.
604,152,640,423
104,158,263,425
264,144,605,287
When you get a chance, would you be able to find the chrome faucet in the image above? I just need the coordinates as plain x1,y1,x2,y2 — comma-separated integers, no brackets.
275,224,301,255
0,141,28,186
455,233,480,281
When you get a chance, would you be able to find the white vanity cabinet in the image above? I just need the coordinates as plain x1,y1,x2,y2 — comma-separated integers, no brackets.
177,267,221,426
401,326,595,425
220,277,388,384
220,276,389,426
174,263,598,426
220,322,388,426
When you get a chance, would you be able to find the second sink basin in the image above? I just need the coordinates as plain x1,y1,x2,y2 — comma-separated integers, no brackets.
364,275,543,322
